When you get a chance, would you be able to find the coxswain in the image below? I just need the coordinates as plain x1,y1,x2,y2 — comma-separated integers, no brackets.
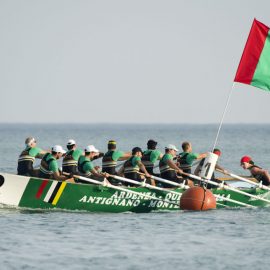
78,145,109,182
118,147,151,186
159,144,193,187
17,137,48,176
194,148,228,188
141,139,163,176
39,145,73,181
178,142,207,174
102,140,131,184
62,139,84,174
240,156,270,186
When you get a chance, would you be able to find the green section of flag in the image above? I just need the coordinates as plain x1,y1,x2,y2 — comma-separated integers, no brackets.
251,32,270,91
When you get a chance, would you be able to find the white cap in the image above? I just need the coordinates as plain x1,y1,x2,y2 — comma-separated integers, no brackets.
67,139,76,146
52,145,66,154
165,144,179,151
85,145,99,153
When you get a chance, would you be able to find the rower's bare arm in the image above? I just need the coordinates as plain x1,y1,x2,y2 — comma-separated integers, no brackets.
158,153,164,160
167,160,183,174
36,150,49,159
53,171,69,181
197,153,207,160
138,161,151,178
118,152,132,161
90,168,103,178
215,164,228,174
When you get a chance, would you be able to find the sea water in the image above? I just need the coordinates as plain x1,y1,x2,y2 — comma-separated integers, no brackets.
0,124,270,270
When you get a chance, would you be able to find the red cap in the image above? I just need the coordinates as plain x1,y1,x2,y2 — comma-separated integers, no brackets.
240,156,251,163
213,150,221,156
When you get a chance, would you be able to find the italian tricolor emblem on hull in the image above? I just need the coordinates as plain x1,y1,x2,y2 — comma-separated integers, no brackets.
234,19,270,91
36,180,66,206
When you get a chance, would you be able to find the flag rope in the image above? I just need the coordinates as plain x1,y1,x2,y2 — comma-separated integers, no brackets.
212,82,235,151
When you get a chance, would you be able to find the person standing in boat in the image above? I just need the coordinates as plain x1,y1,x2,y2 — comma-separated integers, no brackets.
39,145,73,182
17,137,49,176
194,148,228,188
178,141,207,174
240,156,270,186
118,147,151,186
102,140,131,184
62,139,84,174
141,139,163,176
78,145,109,182
159,144,193,187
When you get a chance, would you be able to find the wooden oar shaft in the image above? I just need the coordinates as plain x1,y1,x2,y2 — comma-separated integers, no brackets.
112,175,181,196
181,172,270,204
137,172,190,189
219,170,270,191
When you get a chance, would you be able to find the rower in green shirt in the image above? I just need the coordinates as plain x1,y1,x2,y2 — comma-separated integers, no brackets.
142,139,163,176
102,140,131,175
159,144,184,187
39,145,74,182
118,147,151,186
102,140,131,185
78,145,109,182
178,141,207,174
62,139,84,174
17,137,48,176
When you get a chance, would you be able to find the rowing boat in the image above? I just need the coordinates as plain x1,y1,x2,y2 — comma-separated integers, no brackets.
0,173,269,212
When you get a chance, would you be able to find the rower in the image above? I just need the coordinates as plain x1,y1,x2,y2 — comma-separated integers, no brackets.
102,140,131,183
62,139,84,174
78,145,109,182
159,144,190,187
39,145,73,181
194,148,228,188
178,142,207,174
240,156,270,186
17,137,49,176
118,147,151,186
141,139,163,176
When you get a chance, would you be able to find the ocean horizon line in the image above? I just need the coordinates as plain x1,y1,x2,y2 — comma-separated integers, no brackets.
0,122,269,125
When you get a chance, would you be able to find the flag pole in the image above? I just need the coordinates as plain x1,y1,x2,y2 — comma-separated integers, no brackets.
212,82,235,151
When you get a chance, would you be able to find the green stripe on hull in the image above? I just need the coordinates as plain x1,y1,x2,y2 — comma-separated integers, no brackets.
252,32,270,91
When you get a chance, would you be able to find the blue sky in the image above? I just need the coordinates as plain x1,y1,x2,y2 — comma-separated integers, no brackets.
1,0,270,123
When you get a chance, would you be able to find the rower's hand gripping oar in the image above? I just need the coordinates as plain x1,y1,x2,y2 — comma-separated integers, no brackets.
108,174,182,197
216,168,270,191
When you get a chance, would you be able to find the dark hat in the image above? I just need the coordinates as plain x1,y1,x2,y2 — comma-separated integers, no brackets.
132,147,143,155
108,140,116,145
147,139,157,148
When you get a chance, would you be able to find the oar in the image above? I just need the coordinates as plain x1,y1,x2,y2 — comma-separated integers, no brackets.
217,169,270,191
110,175,182,196
70,173,180,206
181,171,270,205
137,172,189,189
